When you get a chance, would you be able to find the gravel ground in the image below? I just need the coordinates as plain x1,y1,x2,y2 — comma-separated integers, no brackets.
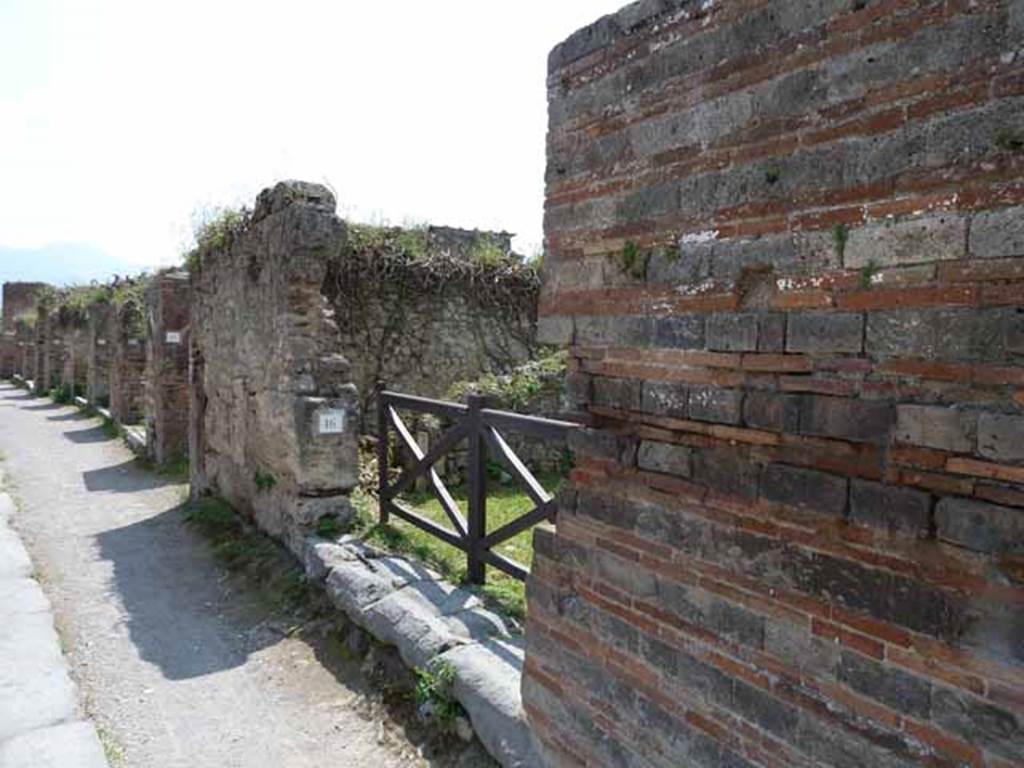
0,383,491,768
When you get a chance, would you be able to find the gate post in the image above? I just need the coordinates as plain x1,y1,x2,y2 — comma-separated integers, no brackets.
376,380,389,524
466,393,487,584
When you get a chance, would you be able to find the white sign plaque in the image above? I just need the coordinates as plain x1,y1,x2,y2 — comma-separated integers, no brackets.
318,410,346,435
165,331,183,344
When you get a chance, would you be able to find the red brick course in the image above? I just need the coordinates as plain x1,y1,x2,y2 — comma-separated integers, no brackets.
526,1,1024,766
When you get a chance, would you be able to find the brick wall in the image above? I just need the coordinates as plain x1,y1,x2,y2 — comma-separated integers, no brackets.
144,272,191,464
0,335,16,379
1,282,47,333
86,301,114,406
18,321,34,381
57,318,89,398
1,283,46,379
524,2,1024,767
109,301,147,424
190,180,358,553
35,307,63,395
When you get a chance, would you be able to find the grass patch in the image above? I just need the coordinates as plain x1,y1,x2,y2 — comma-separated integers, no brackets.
315,515,346,539
158,455,190,483
351,472,566,622
96,725,126,767
49,384,74,405
101,417,122,440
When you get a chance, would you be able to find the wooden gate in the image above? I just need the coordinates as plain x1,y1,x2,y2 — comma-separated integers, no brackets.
375,382,578,583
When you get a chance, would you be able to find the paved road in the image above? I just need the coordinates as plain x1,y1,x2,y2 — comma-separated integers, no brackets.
0,482,109,768
0,383,470,768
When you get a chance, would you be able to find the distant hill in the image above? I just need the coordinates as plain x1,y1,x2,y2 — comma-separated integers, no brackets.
0,242,146,286
0,243,148,314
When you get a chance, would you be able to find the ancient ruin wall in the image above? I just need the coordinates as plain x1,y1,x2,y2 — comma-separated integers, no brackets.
525,3,1024,767
14,320,35,380
144,272,191,464
1,283,46,378
190,181,357,551
1,282,47,333
86,301,114,406
322,227,539,425
55,313,89,398
35,306,63,395
109,301,147,424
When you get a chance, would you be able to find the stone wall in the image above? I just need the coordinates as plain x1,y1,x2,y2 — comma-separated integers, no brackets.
15,320,35,381
322,226,539,426
525,3,1024,768
1,283,47,379
86,301,114,406
144,272,191,464
56,315,89,398
190,181,358,551
0,335,16,379
35,306,63,395
1,283,47,333
109,301,147,424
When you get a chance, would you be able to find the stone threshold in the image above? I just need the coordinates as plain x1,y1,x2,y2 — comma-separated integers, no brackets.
295,533,541,768
122,426,147,457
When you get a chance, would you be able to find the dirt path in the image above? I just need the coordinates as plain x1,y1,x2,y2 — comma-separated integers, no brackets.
0,383,482,768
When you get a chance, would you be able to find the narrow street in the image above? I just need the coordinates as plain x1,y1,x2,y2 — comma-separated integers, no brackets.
0,383,464,768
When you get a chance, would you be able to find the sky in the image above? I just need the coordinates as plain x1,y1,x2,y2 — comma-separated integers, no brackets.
0,0,628,287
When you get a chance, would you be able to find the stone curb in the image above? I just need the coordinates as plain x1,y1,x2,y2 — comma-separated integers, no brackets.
0,473,110,768
295,535,542,768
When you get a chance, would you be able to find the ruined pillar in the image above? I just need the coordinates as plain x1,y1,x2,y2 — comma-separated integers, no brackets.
32,309,47,392
524,3,1024,767
16,321,34,380
86,300,114,407
2,282,47,334
55,311,89,399
144,271,191,465
0,283,46,380
190,180,357,553
36,305,64,395
0,334,15,379
109,299,147,424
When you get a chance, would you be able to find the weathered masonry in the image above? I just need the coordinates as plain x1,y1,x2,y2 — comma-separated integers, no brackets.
109,292,147,426
0,283,47,378
189,181,546,546
525,2,1024,768
144,271,191,464
323,224,540,425
86,299,114,406
189,182,359,552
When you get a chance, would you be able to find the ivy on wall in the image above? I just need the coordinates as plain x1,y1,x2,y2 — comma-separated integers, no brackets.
322,224,542,425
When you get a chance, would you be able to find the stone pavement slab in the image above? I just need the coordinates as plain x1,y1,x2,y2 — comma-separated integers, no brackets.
0,722,109,768
0,478,109,767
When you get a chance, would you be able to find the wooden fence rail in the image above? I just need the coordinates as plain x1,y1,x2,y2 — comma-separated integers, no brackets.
375,382,578,583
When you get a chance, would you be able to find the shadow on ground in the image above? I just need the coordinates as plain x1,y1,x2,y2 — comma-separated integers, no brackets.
47,411,95,422
94,504,280,681
21,402,61,411
82,459,183,492
65,426,117,445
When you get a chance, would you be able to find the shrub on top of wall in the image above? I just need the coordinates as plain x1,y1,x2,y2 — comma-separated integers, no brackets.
182,206,253,273
447,349,567,413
